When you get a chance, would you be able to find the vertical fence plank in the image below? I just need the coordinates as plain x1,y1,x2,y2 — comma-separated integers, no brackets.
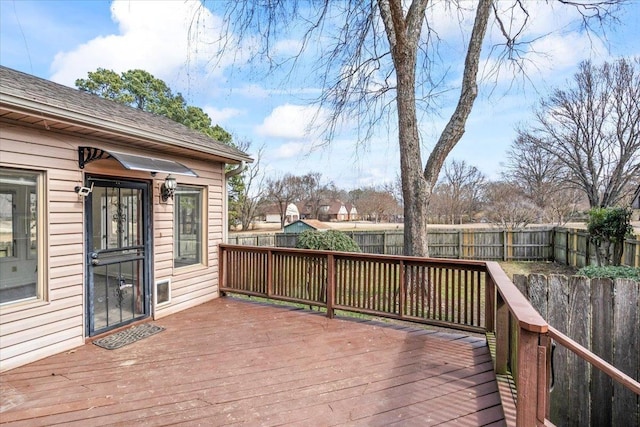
548,274,569,426
590,278,613,427
612,278,640,427
512,274,528,298
528,274,548,320
567,276,591,426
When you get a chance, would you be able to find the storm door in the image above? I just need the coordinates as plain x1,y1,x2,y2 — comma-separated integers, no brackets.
86,177,150,336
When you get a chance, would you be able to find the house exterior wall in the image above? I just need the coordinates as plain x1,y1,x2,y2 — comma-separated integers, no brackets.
0,123,225,371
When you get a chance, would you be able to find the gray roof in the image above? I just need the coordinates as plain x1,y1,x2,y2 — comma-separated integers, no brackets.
0,66,252,164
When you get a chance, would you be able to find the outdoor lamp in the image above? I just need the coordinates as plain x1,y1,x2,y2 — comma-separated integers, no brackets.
161,175,177,202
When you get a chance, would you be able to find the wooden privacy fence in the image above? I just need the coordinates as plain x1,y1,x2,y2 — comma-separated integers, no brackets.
513,273,640,427
229,227,640,267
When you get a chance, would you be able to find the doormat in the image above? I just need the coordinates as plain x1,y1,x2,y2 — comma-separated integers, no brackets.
93,324,165,350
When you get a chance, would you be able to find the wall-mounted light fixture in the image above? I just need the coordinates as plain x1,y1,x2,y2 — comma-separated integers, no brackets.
161,175,177,202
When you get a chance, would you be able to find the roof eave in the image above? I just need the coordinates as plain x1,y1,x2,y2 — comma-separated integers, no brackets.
0,92,253,164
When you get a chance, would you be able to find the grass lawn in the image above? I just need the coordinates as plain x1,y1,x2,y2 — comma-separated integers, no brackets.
499,261,579,280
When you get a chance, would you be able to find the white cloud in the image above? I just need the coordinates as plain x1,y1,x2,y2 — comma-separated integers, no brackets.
274,142,307,159
256,104,326,139
204,106,243,124
49,0,230,87
235,84,272,99
273,38,303,57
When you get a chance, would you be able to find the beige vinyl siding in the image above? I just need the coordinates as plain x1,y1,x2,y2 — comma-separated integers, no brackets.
0,124,85,372
153,160,224,319
1,122,228,371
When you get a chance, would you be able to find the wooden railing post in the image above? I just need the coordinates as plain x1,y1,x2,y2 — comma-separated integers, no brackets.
516,328,549,426
266,248,273,297
538,334,551,422
495,294,509,374
326,253,335,319
219,245,227,296
485,272,496,333
399,260,405,318
517,328,537,426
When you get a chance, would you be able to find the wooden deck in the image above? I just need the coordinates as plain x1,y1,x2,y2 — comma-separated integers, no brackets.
0,298,506,426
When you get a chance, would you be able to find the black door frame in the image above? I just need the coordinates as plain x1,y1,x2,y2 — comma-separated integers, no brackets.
84,175,152,336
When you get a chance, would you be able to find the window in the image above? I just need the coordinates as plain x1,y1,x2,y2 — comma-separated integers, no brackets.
174,186,204,268
0,169,43,304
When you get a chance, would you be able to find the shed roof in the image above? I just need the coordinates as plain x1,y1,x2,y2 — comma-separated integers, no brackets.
0,66,252,164
284,219,332,232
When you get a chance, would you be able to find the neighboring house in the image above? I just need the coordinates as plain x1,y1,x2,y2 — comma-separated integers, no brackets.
0,66,252,371
283,219,331,234
345,203,359,221
633,185,640,220
318,200,352,222
263,203,299,224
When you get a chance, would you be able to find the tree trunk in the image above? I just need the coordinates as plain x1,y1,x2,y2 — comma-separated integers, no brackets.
381,0,490,257
398,61,430,257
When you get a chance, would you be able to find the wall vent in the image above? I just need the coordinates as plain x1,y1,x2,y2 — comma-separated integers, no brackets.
155,279,171,306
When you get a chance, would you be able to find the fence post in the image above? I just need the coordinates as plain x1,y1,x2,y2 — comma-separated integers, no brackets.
458,230,463,259
383,231,388,254
565,229,570,266
503,230,508,261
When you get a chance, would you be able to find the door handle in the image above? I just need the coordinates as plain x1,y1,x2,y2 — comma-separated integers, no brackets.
91,259,100,266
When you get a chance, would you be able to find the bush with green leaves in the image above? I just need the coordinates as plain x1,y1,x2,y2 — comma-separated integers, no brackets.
587,207,633,266
296,230,361,252
577,265,640,280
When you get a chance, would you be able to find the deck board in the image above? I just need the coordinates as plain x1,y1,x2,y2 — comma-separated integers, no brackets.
0,298,506,426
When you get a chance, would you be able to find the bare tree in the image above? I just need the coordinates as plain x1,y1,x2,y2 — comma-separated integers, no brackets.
520,58,640,208
354,186,400,222
264,174,304,229
432,160,485,224
483,181,539,229
237,144,266,231
503,133,586,224
198,1,623,255
297,172,339,219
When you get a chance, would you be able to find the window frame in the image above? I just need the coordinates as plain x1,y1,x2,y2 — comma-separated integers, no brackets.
173,185,207,269
0,168,47,306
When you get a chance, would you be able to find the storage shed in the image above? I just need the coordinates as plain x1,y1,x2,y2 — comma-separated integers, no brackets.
283,219,331,234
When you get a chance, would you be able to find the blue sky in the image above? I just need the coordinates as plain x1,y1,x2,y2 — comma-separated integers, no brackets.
1,0,639,189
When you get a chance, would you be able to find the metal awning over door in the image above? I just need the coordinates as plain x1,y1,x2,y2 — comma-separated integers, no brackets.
78,146,198,176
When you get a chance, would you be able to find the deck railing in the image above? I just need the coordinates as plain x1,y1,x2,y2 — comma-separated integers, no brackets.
219,244,639,426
